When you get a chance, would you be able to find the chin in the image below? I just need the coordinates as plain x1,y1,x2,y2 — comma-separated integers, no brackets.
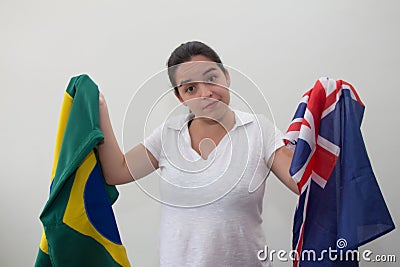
207,106,230,122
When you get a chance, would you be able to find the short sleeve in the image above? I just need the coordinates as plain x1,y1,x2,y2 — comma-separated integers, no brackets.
142,123,164,162
258,115,285,163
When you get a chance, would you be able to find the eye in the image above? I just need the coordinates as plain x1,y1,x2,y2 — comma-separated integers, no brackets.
185,85,196,94
207,75,217,83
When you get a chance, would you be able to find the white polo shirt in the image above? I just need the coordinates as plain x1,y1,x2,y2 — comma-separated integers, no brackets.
143,109,284,267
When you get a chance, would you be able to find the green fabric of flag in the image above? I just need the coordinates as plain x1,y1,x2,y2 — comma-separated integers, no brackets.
35,74,131,267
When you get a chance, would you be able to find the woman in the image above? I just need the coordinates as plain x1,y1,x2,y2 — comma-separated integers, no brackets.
98,41,299,267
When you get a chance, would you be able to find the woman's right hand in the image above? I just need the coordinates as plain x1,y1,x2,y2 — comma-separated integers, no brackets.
99,92,106,107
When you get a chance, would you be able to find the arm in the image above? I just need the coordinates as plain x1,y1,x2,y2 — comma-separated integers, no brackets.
268,146,300,195
97,93,158,185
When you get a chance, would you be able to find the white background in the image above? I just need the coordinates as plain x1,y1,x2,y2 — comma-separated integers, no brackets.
0,0,398,266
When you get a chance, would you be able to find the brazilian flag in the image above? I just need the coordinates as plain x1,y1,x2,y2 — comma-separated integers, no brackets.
35,74,131,267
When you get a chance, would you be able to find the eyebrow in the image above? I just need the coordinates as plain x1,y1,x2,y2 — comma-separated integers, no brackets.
177,67,217,88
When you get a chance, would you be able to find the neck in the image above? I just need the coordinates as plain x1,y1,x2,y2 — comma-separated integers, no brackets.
192,108,235,132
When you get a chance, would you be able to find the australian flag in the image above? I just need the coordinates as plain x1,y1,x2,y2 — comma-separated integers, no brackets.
284,77,395,267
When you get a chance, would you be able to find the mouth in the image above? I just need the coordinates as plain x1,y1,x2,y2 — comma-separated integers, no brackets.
202,100,220,110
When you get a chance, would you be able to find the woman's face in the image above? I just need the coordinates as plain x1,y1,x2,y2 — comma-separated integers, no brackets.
174,55,231,120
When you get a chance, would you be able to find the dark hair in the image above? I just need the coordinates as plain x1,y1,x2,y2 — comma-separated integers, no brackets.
167,41,226,95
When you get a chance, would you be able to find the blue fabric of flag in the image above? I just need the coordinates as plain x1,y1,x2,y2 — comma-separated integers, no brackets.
286,78,395,267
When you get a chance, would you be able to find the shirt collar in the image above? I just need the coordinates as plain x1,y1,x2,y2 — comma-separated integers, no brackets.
165,109,255,130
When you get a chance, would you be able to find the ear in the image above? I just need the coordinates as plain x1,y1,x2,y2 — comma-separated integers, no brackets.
224,69,231,87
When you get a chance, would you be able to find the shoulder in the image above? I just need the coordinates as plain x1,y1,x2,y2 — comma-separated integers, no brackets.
233,109,274,130
146,112,192,137
163,112,193,130
232,109,256,128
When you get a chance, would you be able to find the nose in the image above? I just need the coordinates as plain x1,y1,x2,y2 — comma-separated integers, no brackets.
197,82,212,98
